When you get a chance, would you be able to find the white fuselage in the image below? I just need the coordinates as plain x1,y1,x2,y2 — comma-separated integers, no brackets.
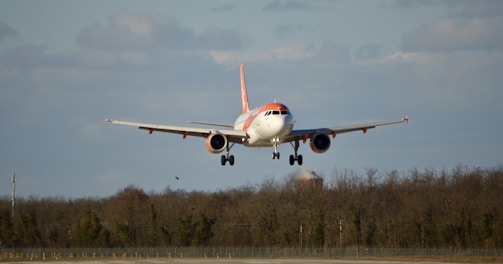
234,102,295,147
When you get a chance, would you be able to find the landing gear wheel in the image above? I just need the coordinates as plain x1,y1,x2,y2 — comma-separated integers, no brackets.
221,143,236,166
221,154,235,166
289,154,303,165
272,152,280,159
289,139,303,166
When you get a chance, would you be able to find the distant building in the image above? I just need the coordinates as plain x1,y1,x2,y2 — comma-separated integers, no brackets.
298,170,323,190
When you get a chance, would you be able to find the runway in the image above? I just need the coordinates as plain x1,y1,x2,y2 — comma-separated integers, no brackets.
9,257,499,264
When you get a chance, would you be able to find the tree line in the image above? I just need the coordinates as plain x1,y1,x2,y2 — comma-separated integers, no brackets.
0,165,502,248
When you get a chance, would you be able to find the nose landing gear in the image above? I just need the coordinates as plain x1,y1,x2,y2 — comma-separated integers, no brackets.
272,137,281,160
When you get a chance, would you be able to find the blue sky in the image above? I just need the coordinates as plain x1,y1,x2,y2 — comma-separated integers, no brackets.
1,0,502,198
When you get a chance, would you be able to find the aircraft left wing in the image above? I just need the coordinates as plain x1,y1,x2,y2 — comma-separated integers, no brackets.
104,118,248,143
286,116,408,142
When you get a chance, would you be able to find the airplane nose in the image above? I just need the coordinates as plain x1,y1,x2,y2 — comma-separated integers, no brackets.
270,116,292,137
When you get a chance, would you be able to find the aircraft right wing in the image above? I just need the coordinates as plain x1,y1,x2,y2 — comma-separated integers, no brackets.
186,121,235,128
105,118,248,143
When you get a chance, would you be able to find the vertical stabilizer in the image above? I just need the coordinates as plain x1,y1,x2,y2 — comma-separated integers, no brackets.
240,64,250,113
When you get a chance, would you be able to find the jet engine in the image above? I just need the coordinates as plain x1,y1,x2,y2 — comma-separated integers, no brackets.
205,132,228,154
310,133,331,153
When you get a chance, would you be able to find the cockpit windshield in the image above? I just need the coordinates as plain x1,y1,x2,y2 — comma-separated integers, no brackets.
265,110,289,116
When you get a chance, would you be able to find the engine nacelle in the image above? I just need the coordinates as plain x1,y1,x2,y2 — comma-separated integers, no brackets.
205,132,228,154
310,133,331,154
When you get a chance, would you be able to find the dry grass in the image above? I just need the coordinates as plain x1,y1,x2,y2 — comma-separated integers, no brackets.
349,256,503,263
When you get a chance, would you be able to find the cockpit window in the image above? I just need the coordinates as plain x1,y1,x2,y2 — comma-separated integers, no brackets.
265,110,289,116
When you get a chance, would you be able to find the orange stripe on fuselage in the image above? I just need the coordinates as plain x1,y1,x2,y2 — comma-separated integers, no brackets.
242,102,289,131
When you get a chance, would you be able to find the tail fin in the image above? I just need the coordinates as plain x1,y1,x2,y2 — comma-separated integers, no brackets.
240,64,250,113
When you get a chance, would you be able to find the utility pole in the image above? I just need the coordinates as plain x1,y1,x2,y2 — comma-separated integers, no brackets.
300,224,303,248
339,219,342,247
11,171,16,218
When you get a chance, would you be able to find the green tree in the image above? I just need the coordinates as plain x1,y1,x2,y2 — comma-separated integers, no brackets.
0,208,15,247
15,210,42,247
177,213,193,246
311,210,325,248
352,208,362,247
259,207,280,246
481,213,494,247
147,202,172,246
148,203,160,246
365,216,376,247
109,185,149,246
72,209,110,247
192,213,215,246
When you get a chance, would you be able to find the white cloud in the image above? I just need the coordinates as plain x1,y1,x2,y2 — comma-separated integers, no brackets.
95,170,126,182
0,20,17,41
80,49,149,67
454,1,503,18
262,0,330,12
113,11,154,37
384,51,421,63
355,44,383,60
272,43,318,61
210,3,236,12
356,50,503,114
76,11,190,50
209,42,348,65
76,10,248,51
401,17,503,52
272,24,305,39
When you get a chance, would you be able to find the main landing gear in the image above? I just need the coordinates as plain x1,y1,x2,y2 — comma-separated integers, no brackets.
289,139,303,166
220,138,303,166
271,137,303,166
221,143,235,166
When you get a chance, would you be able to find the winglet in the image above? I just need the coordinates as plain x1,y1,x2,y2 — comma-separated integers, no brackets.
404,115,409,124
240,64,250,113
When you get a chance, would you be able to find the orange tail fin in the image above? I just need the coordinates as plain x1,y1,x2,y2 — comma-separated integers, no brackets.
240,64,250,113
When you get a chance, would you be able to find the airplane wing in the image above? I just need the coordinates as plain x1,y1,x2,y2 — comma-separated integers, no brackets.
186,121,234,128
286,116,408,142
105,118,248,143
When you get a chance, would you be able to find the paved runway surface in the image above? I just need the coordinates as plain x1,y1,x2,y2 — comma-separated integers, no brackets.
9,258,492,264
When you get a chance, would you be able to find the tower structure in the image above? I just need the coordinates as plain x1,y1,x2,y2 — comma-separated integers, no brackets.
298,170,323,190
11,171,16,218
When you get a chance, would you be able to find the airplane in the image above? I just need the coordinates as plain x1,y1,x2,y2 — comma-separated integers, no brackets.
105,64,408,166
